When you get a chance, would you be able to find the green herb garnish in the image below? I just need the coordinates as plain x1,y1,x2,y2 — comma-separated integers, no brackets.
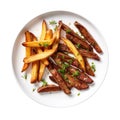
41,79,48,86
66,29,71,33
72,70,80,77
91,62,96,72
68,59,73,64
76,43,81,49
54,25,57,31
49,20,57,25
77,92,80,96
61,55,65,59
32,88,36,92
63,62,70,68
43,42,49,47
58,69,65,74
22,73,27,80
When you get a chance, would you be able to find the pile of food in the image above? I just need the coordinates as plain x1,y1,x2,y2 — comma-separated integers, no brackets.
21,19,103,95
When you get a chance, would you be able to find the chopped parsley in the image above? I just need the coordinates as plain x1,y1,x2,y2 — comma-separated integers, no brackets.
49,20,57,25
39,42,49,47
77,92,80,96
54,25,57,31
76,43,81,49
32,88,36,92
41,79,48,86
22,73,27,80
68,59,73,64
91,62,96,72
61,55,65,59
58,62,70,75
63,62,70,68
63,75,68,81
66,29,71,33
58,68,65,74
43,42,49,47
72,70,80,77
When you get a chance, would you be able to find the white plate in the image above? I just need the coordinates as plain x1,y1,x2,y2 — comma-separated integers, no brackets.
12,11,109,107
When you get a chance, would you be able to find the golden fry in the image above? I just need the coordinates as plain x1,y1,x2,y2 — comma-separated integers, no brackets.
22,39,55,47
40,20,47,40
62,37,85,71
21,31,33,72
45,29,53,39
31,60,39,83
38,61,46,81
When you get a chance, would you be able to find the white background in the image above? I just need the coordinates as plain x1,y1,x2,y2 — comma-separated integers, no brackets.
0,0,119,120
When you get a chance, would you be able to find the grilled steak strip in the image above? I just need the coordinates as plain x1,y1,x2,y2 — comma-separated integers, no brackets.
74,21,103,53
59,21,84,40
66,74,89,90
58,43,71,53
52,52,82,70
37,85,61,93
68,67,93,84
52,54,93,84
66,33,93,51
58,43,100,61
79,49,100,61
84,57,95,76
47,59,71,94
49,76,72,89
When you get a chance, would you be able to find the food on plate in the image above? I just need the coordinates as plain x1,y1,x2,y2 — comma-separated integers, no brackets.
21,19,103,95
61,37,85,71
21,31,33,72
37,84,61,93
74,21,103,53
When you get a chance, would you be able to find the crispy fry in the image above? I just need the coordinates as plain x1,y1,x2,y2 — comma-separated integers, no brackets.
62,37,85,71
37,20,48,81
23,44,57,63
66,33,93,51
31,60,39,83
30,34,40,83
40,20,47,40
22,39,55,47
45,29,53,39
21,31,33,72
38,61,46,82
23,23,62,64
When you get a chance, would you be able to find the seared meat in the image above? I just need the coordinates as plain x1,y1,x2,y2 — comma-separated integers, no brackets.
37,85,61,93
47,60,71,94
66,33,93,51
84,57,95,76
74,21,103,53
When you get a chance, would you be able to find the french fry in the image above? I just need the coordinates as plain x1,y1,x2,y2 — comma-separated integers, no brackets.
38,61,46,81
40,19,47,40
31,60,39,83
21,31,33,72
30,34,40,83
23,23,62,64
62,37,85,71
38,20,49,81
45,29,53,39
22,39,55,47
